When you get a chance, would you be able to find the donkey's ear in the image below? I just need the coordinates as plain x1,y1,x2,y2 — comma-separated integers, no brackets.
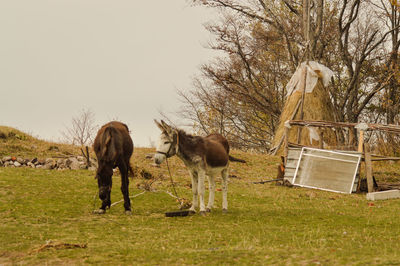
154,120,166,132
160,120,173,134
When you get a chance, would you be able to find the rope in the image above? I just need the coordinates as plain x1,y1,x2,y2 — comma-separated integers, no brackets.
165,158,183,207
110,191,146,207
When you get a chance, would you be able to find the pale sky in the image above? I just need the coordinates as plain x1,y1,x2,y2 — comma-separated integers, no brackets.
0,0,218,147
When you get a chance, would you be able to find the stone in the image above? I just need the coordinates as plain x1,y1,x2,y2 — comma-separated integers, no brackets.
16,157,24,164
36,165,43,169
31,157,38,164
366,190,400,201
14,161,21,167
45,158,55,169
43,164,52,170
77,156,85,162
69,162,80,170
2,156,11,162
57,158,65,166
66,157,80,170
27,162,35,168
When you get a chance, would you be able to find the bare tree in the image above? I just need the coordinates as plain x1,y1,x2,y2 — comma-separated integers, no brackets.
182,0,400,151
61,108,97,146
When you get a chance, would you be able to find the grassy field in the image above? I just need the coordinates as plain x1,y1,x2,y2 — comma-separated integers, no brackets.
1,128,400,265
1,145,400,265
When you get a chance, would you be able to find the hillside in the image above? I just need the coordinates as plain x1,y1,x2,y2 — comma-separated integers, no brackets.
0,126,82,159
0,126,279,182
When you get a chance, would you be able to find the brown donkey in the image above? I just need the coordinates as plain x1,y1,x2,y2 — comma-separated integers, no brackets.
93,121,134,215
154,120,243,215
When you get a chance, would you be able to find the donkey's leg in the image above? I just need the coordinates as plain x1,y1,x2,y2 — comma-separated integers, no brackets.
189,170,198,213
118,161,131,214
222,168,229,213
206,174,216,212
198,169,207,215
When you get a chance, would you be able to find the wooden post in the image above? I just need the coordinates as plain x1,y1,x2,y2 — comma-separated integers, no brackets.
86,146,91,167
284,126,289,165
357,130,364,153
348,129,355,148
318,131,324,149
364,143,374,193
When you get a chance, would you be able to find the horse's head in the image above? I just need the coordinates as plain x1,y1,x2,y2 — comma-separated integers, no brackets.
154,120,178,165
95,163,113,201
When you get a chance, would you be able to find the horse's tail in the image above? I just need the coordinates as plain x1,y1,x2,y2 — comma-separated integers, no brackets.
101,127,117,162
229,155,246,163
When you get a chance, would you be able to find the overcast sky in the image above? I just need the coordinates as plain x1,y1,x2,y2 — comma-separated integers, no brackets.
0,0,218,147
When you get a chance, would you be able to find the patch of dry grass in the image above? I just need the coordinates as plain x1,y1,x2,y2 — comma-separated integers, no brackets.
0,126,82,159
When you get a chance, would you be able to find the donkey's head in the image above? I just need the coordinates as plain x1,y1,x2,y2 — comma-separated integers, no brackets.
154,120,178,165
95,163,113,201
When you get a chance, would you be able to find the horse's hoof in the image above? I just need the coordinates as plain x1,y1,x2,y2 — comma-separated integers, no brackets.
93,209,106,215
206,208,212,212
222,208,228,213
199,211,207,216
188,210,196,215
125,210,132,215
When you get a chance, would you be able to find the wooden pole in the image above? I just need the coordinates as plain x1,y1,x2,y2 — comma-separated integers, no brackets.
284,126,289,165
364,143,374,193
357,130,364,153
297,0,311,144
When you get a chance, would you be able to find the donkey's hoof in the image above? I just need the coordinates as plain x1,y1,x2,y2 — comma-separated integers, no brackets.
206,208,212,212
125,210,132,215
222,208,228,213
199,211,207,216
93,209,106,215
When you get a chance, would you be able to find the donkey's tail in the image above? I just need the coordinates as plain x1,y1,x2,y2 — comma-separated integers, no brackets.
229,155,246,163
101,127,117,162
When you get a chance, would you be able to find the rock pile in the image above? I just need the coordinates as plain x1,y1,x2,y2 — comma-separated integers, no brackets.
0,156,97,171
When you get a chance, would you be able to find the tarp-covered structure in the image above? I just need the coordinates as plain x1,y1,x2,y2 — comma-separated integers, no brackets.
272,61,337,153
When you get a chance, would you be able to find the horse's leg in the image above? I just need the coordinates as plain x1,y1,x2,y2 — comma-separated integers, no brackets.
206,174,216,212
118,161,131,214
188,170,198,213
222,168,228,213
198,169,206,215
99,176,112,211
107,177,112,209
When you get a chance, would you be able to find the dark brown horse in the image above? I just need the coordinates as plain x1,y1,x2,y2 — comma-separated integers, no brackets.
93,121,134,214
154,120,244,215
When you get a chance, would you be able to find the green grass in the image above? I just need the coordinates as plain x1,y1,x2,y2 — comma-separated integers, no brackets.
1,151,400,265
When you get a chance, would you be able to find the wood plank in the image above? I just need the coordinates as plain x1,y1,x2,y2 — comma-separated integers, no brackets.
364,143,374,193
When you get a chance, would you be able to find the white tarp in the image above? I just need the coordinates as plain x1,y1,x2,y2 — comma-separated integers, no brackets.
286,61,334,97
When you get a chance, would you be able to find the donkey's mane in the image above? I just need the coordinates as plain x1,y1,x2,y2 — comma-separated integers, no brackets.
176,129,204,162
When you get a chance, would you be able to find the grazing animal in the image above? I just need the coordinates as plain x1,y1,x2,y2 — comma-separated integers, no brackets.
154,120,243,215
93,121,134,215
